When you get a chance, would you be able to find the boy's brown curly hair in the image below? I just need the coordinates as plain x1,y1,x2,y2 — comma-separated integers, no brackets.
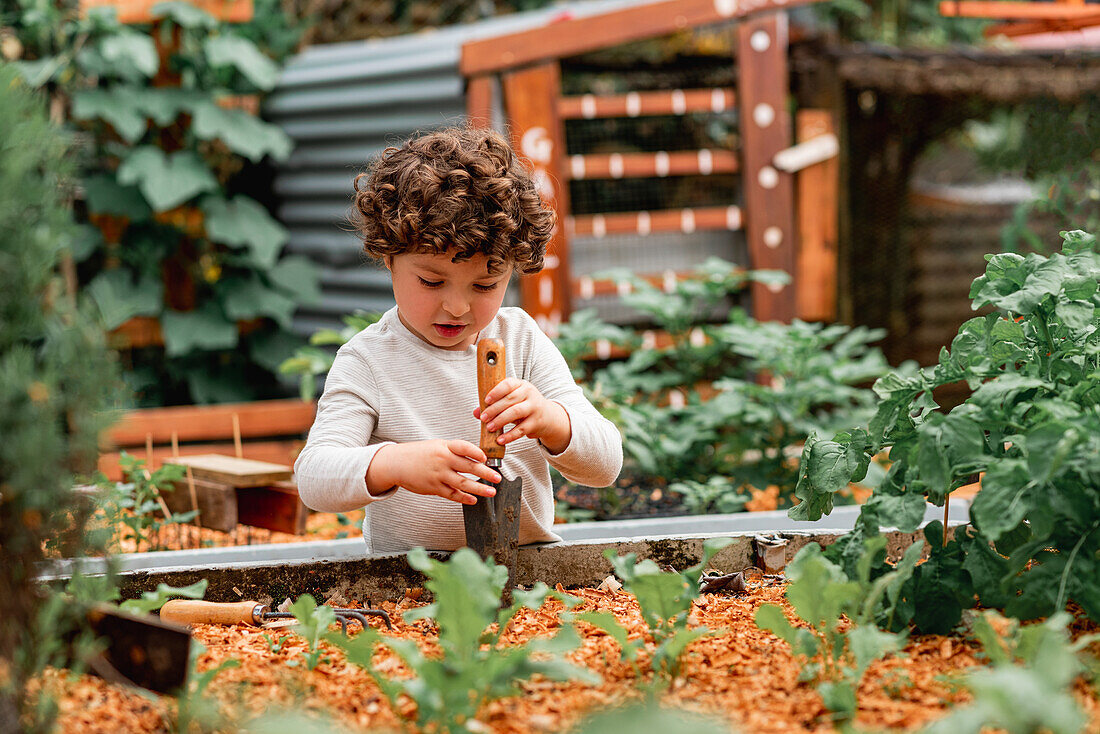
352,127,554,275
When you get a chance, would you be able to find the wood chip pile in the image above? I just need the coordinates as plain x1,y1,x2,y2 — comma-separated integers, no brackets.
31,578,1100,733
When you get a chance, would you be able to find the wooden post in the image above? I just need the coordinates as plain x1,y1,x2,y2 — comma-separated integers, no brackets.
795,109,838,322
501,63,572,334
466,74,495,129
737,13,797,323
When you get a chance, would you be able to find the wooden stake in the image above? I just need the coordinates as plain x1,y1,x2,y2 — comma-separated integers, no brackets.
145,432,173,521
232,413,243,459
173,430,202,535
943,495,950,547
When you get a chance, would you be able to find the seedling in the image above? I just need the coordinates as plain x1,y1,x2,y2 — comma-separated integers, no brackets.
328,547,597,734
755,538,919,723
286,595,336,670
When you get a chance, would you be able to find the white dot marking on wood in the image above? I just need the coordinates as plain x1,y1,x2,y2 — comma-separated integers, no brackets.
753,102,775,128
642,330,657,350
758,165,779,189
637,210,651,236
596,339,612,360
712,88,727,112
655,151,670,177
681,208,696,233
626,92,641,117
766,280,786,293
581,94,597,119
750,30,771,52
698,149,714,175
616,279,632,297
539,276,554,308
714,0,737,18
726,205,742,230
579,275,595,300
671,89,686,115
609,153,624,179
690,328,707,347
764,226,783,248
570,155,585,180
592,214,606,239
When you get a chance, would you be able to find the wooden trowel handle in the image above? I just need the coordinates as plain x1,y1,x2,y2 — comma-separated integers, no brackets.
160,600,265,626
477,338,506,461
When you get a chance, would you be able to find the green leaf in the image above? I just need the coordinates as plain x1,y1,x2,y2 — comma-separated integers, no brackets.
83,174,152,220
151,1,218,27
1055,299,1095,333
87,269,163,330
755,603,818,658
71,88,147,142
98,30,159,78
160,304,238,356
816,680,857,720
191,102,293,162
204,35,280,90
970,461,1033,542
201,195,289,267
119,579,207,615
572,698,730,734
117,147,218,212
13,58,65,87
219,276,297,328
268,256,322,305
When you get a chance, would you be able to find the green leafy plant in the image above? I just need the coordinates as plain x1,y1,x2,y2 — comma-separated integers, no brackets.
921,612,1098,734
278,310,381,401
795,230,1100,629
328,547,598,734
286,594,336,670
121,579,208,615
552,260,889,512
669,477,748,515
6,0,320,405
0,62,121,733
755,538,919,723
98,451,195,552
599,537,733,678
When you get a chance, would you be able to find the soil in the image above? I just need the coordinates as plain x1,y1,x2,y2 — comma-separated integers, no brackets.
30,577,1100,733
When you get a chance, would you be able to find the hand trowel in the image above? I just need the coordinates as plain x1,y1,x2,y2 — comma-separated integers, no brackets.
462,337,523,592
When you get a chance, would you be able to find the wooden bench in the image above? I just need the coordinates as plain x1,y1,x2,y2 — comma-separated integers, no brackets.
98,399,317,535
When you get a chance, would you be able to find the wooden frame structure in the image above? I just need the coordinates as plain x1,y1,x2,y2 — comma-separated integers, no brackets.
461,0,834,331
941,1,1100,40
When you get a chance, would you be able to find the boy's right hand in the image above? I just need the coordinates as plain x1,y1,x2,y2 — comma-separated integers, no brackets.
365,440,500,505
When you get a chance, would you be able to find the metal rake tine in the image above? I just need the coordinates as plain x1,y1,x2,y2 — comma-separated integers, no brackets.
334,607,393,629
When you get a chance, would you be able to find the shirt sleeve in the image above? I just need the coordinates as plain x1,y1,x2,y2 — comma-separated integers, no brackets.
521,318,624,488
293,343,397,513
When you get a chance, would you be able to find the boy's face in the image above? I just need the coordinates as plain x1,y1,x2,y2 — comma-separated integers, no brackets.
385,251,513,351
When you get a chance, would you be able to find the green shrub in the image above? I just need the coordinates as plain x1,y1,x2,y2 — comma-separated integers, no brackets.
798,230,1100,630
0,63,120,732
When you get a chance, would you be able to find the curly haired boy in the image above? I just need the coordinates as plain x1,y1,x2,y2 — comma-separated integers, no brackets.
294,127,623,553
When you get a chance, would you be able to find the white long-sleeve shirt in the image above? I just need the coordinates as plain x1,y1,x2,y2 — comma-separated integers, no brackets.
294,306,623,553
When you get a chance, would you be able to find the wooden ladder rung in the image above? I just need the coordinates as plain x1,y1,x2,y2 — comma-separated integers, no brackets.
568,205,743,238
558,88,736,119
939,0,1100,19
566,149,738,180
573,268,743,299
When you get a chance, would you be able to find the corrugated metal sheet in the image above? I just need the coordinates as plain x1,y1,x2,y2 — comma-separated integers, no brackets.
266,0,638,336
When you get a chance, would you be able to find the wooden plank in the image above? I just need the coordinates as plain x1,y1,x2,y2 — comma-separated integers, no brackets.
80,0,253,23
940,1,1100,19
794,110,838,322
983,15,1100,37
466,74,495,128
98,440,303,482
163,454,292,488
237,481,309,535
573,268,745,299
566,149,738,180
502,63,572,333
558,88,736,119
460,0,820,76
163,477,238,534
568,205,743,238
737,13,797,323
105,399,315,446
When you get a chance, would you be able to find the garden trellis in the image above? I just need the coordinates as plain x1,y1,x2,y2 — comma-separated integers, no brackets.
460,0,839,336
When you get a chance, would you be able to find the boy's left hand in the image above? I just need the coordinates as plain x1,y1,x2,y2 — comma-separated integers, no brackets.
474,378,571,455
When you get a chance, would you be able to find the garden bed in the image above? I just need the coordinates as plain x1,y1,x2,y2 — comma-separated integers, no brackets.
32,580,1100,733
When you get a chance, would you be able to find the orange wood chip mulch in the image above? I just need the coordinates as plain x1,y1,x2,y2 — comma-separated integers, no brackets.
34,579,1100,734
